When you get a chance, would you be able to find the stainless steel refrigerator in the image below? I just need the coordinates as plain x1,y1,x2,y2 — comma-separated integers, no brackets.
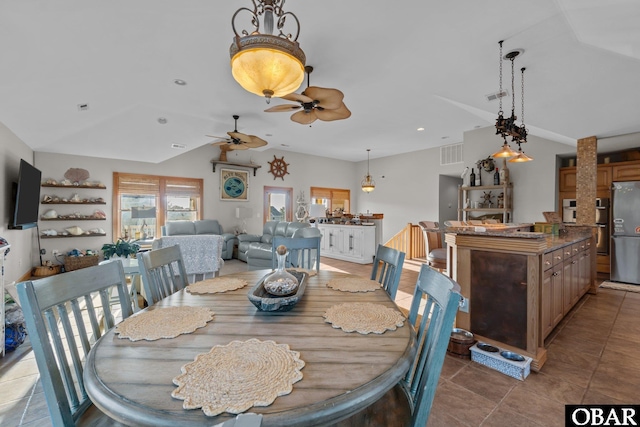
611,181,640,285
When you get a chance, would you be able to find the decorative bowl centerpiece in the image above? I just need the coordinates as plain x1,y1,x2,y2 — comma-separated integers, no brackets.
247,270,308,312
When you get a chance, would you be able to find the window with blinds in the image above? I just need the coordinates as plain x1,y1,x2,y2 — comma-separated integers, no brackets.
309,187,351,214
113,173,203,240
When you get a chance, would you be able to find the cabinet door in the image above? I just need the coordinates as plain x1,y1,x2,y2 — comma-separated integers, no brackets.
613,163,640,182
597,167,611,191
559,168,577,192
562,259,574,315
346,229,364,258
570,257,580,306
551,265,564,327
541,268,554,338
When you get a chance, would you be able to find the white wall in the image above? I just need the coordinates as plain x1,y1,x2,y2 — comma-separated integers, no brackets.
34,146,357,263
8,124,578,273
1,122,37,283
354,126,575,242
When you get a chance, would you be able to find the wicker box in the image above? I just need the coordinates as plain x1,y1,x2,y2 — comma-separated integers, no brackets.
64,255,99,272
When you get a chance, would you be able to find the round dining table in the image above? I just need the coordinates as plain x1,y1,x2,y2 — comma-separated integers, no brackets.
84,269,416,426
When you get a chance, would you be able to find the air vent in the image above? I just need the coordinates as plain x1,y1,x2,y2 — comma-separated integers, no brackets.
171,143,186,149
440,143,463,166
485,90,508,102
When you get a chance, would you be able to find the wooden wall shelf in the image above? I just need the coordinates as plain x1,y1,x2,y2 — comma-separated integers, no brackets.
40,233,107,239
41,184,106,189
211,160,261,176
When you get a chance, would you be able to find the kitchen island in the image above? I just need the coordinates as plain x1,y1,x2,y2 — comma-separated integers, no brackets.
445,226,595,370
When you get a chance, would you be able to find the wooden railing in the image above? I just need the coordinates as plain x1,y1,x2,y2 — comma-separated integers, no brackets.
384,223,426,259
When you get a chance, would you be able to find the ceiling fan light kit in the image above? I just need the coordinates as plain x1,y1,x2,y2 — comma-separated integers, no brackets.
230,0,306,103
361,149,376,193
492,40,532,162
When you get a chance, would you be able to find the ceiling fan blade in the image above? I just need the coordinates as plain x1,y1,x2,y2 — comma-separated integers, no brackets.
264,104,302,113
211,140,232,146
291,110,318,125
315,102,352,121
303,86,344,110
241,136,268,149
282,92,313,103
228,131,253,144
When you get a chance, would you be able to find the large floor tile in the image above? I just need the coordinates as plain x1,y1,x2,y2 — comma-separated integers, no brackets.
500,385,566,427
429,380,496,426
481,405,547,427
538,357,594,389
589,362,640,402
450,363,518,403
515,370,586,405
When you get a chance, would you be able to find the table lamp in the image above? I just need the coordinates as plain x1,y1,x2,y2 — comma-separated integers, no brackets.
308,204,327,224
131,207,156,239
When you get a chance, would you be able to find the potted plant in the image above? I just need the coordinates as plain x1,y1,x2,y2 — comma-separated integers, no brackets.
101,239,140,260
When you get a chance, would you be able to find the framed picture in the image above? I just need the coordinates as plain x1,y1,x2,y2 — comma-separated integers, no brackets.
220,168,249,201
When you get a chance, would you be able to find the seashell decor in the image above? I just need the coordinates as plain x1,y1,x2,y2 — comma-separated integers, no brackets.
66,226,84,236
64,168,90,184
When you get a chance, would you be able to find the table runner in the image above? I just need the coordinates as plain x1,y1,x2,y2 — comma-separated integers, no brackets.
115,306,215,341
172,339,305,416
186,277,248,294
323,302,405,334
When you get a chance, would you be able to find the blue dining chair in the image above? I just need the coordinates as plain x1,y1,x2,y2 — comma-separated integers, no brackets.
272,228,322,272
370,244,406,299
335,264,461,426
17,261,132,426
139,244,190,305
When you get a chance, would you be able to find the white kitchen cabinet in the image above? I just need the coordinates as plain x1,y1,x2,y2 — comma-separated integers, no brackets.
316,224,376,264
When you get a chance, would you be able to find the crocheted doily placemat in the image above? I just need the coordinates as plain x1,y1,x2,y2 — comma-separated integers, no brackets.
323,302,405,334
115,306,215,341
172,339,305,416
186,277,248,294
326,277,380,293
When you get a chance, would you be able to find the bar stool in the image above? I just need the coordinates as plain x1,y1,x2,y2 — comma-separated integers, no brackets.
419,221,447,272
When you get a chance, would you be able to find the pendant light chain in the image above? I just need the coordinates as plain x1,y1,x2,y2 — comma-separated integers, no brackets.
510,56,516,117
521,67,526,128
498,41,503,115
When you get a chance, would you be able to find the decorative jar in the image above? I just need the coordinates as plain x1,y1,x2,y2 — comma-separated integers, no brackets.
263,245,299,296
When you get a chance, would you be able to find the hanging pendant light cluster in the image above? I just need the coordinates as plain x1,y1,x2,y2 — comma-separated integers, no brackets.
492,41,533,163
361,149,376,193
230,0,306,104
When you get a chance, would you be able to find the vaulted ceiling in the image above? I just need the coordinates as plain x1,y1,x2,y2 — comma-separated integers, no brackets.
2,0,639,163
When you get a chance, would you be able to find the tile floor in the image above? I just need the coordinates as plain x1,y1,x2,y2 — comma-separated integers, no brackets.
1,257,638,426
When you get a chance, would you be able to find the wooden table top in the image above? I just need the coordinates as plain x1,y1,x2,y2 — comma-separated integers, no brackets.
84,270,416,427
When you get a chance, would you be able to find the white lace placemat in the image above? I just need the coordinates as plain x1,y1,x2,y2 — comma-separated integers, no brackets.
323,302,405,334
326,277,380,293
172,339,305,416
186,277,248,294
115,306,215,341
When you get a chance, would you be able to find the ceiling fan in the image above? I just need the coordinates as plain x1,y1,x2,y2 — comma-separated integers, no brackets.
264,66,351,125
207,115,268,161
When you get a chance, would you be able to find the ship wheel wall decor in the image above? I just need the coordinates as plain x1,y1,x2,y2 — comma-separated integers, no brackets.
268,155,290,180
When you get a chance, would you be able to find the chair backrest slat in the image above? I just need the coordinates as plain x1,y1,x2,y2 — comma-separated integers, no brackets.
401,264,461,426
272,233,322,272
17,261,133,426
140,245,189,305
370,244,406,299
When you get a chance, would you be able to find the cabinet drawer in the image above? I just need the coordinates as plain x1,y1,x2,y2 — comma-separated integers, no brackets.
562,245,573,260
552,249,564,265
543,252,553,270
571,242,582,256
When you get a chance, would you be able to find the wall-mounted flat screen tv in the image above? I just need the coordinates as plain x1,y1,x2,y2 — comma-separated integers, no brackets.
9,159,42,230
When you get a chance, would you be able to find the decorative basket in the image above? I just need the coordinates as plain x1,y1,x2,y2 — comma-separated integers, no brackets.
33,264,62,277
64,255,99,272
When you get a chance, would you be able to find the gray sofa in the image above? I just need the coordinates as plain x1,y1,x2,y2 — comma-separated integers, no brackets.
237,221,311,268
161,220,237,260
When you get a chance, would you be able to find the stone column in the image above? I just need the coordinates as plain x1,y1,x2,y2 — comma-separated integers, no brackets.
576,136,597,225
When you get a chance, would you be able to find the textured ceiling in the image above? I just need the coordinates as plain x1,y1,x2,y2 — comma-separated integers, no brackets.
1,0,639,163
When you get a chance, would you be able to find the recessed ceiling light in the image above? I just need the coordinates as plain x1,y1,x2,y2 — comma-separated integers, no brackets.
281,144,289,147
441,136,449,139
417,127,425,131
266,133,273,137
174,79,187,86
157,117,167,124
171,143,186,149
474,125,482,129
